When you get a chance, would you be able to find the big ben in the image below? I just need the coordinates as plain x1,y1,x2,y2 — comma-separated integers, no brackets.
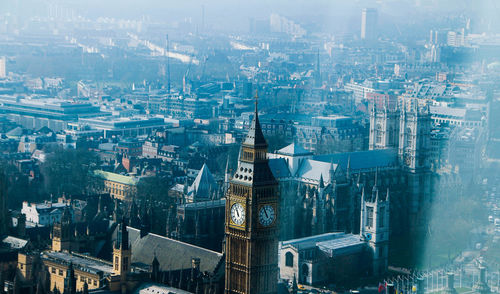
225,94,279,294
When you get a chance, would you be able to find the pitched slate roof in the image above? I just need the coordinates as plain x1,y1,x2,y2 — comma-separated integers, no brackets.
242,108,267,148
127,227,223,273
295,159,335,185
188,163,216,199
5,127,24,137
313,149,398,171
268,158,292,179
277,143,313,156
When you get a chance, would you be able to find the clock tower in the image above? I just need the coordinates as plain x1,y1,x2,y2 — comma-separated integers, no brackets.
225,93,279,294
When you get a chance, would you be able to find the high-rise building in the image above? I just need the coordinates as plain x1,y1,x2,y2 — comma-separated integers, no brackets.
224,95,279,294
0,57,6,78
361,8,378,40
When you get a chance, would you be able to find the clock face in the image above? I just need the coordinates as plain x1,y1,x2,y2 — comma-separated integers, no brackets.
259,205,276,226
230,203,245,226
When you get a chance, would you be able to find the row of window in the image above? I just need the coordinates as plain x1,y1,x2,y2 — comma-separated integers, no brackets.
50,267,98,286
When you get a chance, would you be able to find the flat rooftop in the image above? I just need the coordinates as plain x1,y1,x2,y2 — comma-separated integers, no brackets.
42,251,114,275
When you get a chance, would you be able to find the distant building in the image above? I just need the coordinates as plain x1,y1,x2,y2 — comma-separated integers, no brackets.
0,57,5,78
167,199,225,252
94,170,139,200
0,97,105,132
361,8,377,40
21,201,70,226
278,186,389,286
295,115,365,153
345,82,376,104
77,116,167,138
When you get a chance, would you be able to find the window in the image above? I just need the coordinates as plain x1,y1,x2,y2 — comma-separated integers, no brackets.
367,207,374,227
406,127,412,147
51,267,56,274
94,280,97,286
376,124,382,144
379,207,385,228
285,252,294,267
123,257,128,271
388,127,394,145
114,256,119,271
59,269,63,276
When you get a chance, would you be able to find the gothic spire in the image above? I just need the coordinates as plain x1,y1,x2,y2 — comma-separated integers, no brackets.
372,168,379,201
63,262,76,294
346,155,351,179
116,217,129,250
319,174,324,189
329,159,336,184
242,90,267,149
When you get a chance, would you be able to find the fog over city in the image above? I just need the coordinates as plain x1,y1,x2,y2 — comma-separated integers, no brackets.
0,1,499,294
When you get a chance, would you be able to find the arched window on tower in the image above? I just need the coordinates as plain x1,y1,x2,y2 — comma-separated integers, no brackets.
376,124,382,144
406,127,412,147
285,252,294,267
388,126,394,146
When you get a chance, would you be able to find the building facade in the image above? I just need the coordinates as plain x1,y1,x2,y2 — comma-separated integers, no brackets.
224,100,279,294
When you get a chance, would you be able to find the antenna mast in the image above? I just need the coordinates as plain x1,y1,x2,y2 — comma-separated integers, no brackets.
166,34,171,95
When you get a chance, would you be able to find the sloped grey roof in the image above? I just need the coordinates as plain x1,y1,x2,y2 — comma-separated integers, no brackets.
268,158,291,179
242,112,267,148
295,159,334,185
313,149,398,171
277,143,312,156
317,233,366,256
280,232,345,251
6,127,24,137
127,227,223,273
189,163,217,199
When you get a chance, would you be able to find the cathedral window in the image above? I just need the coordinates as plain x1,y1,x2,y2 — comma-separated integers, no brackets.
367,207,374,228
376,124,382,144
406,128,412,147
285,252,294,267
379,207,385,227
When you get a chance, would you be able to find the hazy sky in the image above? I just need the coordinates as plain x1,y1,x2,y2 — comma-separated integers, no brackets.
3,0,500,33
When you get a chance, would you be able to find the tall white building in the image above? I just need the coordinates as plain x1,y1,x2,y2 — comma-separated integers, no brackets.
361,8,378,40
0,57,6,78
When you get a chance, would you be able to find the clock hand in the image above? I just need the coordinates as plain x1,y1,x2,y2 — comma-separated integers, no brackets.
264,208,269,218
236,209,239,217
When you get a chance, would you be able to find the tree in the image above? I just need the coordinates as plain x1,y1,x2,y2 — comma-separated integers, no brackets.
136,176,172,204
40,148,102,198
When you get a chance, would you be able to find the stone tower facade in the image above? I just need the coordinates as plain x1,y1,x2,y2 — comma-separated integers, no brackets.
224,96,279,294
369,103,399,150
360,178,390,276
